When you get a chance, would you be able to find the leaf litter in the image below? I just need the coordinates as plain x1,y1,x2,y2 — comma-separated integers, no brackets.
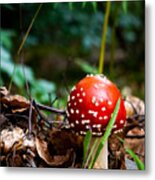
0,87,145,169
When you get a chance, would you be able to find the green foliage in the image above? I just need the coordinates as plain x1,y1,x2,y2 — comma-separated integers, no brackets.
88,98,120,169
1,46,35,88
82,130,92,167
1,1,145,102
82,2,97,12
75,59,98,74
1,36,56,104
82,98,121,169
116,135,145,170
122,1,128,14
31,79,56,103
125,148,145,170
1,30,16,49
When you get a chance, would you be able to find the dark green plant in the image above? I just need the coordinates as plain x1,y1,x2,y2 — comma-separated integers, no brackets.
82,98,121,169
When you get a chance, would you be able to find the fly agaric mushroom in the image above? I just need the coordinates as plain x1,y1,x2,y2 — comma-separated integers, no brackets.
66,74,126,169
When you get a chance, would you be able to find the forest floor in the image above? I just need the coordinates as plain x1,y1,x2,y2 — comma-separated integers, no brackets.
0,86,144,169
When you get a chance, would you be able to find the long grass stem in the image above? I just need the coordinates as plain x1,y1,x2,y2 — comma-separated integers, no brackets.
98,1,111,74
17,4,43,55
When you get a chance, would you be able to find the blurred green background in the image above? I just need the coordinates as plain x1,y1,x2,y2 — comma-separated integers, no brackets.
0,1,145,108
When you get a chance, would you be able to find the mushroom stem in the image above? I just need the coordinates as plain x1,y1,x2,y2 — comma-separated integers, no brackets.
91,137,108,169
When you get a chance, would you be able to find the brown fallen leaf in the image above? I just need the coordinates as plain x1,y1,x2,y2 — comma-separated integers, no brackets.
0,127,35,153
1,95,30,109
35,137,73,167
49,128,83,155
124,95,145,118
0,87,9,97
108,131,126,169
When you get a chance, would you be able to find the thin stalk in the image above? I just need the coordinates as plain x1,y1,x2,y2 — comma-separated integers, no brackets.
17,4,43,55
98,1,111,74
84,138,98,168
88,98,120,169
8,4,43,91
110,4,119,80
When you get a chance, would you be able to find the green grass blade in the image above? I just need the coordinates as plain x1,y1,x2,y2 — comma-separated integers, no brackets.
88,98,121,169
125,148,145,170
82,2,87,8
69,2,73,10
122,1,128,14
82,130,92,167
84,138,99,168
92,2,97,12
115,135,145,170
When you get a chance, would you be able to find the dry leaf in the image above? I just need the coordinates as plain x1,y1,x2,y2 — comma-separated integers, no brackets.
124,96,145,118
1,95,30,108
0,87,9,97
0,127,35,153
35,137,73,167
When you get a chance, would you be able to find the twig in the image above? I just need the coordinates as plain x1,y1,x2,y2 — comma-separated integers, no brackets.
28,99,33,138
33,100,51,128
125,134,145,139
5,113,29,120
34,101,66,115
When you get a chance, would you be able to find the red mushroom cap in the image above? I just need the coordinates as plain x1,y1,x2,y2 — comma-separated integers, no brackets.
66,74,126,136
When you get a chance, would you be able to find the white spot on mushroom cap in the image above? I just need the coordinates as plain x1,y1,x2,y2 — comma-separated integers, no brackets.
92,132,103,136
79,99,83,103
88,110,98,117
71,96,75,100
76,109,79,114
74,102,77,106
92,124,102,128
81,114,85,118
100,98,104,102
66,110,70,117
67,96,70,102
92,96,96,104
99,84,105,88
120,120,124,124
77,93,80,97
80,87,84,91
94,84,99,89
65,124,70,129
93,112,98,118
71,86,76,92
101,107,106,111
103,116,108,120
70,109,74,114
86,125,90,129
88,110,94,114
82,92,86,96
80,131,86,135
108,101,112,105
95,102,99,106
113,124,117,129
99,116,103,120
70,123,75,127
81,119,90,124
75,120,79,124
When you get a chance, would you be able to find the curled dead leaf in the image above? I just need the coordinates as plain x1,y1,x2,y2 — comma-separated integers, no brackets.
124,96,145,118
35,137,73,167
1,95,30,109
0,87,9,97
0,127,35,153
